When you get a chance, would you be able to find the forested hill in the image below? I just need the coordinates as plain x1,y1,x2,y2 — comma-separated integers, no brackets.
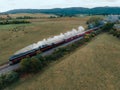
3,7,120,15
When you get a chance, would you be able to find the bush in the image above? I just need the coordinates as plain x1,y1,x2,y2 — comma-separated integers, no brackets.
0,71,19,89
0,20,30,25
116,31,120,38
87,17,103,28
20,57,42,73
102,23,114,32
109,29,120,38
16,16,35,19
84,34,91,42
109,29,115,34
20,58,31,72
5,72,19,84
36,54,46,66
30,57,43,72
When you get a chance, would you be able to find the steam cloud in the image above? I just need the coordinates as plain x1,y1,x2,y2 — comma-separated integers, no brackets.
15,26,85,55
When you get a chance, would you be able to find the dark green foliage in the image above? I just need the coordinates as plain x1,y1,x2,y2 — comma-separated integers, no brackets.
30,57,43,72
0,71,19,89
103,23,120,39
92,30,102,36
49,16,57,18
0,20,30,25
16,16,36,19
20,58,31,72
116,31,120,38
109,29,115,34
5,72,19,84
102,23,114,32
109,29,120,38
113,30,118,36
87,17,103,28
20,57,42,73
4,7,120,15
84,34,92,42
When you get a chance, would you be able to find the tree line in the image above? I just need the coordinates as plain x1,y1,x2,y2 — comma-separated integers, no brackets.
0,20,30,25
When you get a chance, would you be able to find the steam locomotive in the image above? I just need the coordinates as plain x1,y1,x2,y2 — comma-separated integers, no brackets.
9,25,102,65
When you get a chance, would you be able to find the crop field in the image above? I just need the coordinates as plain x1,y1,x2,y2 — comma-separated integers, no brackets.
0,14,89,64
6,33,120,90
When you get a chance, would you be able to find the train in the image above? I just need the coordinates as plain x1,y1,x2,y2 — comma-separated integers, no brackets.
9,25,102,65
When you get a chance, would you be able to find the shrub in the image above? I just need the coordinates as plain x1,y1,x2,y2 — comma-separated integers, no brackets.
20,57,42,73
87,17,103,28
20,58,31,72
0,71,19,89
84,34,91,42
0,20,30,25
109,29,120,38
16,16,35,19
36,54,47,66
5,71,19,84
109,29,115,34
30,57,42,72
102,23,114,32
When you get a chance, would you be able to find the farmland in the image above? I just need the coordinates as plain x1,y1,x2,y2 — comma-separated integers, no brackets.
0,14,89,64
5,33,120,90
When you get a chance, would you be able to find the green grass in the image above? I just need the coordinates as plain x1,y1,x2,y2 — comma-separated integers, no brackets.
0,16,89,64
0,24,31,30
5,33,120,90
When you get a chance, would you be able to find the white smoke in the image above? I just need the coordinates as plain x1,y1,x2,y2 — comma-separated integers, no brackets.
15,26,85,55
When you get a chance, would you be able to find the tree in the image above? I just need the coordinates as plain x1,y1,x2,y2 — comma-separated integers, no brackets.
102,23,114,32
0,71,19,89
87,17,103,28
30,57,42,72
20,57,42,73
5,71,19,84
20,58,31,72
84,34,92,42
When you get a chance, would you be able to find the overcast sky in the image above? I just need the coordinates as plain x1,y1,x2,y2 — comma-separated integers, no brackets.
0,0,120,12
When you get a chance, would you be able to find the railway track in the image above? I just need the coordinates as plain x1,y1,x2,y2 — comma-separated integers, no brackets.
0,63,9,71
0,36,83,75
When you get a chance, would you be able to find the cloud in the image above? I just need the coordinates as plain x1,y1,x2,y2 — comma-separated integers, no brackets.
0,0,120,12
104,0,118,2
85,0,118,2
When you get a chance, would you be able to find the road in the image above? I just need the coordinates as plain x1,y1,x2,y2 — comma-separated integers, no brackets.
0,37,83,75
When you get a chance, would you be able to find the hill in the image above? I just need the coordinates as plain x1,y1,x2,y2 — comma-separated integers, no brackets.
3,7,120,15
6,33,120,90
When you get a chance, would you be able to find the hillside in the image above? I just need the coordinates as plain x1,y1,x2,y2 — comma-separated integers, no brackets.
6,33,120,90
3,7,120,15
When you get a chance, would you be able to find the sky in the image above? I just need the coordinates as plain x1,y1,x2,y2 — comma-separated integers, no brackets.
0,0,120,12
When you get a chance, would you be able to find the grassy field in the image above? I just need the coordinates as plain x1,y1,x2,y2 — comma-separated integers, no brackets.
9,13,56,18
0,13,56,19
0,15,89,64
6,33,120,90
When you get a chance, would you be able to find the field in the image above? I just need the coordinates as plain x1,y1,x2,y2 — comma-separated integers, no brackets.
6,33,120,90
0,14,89,64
